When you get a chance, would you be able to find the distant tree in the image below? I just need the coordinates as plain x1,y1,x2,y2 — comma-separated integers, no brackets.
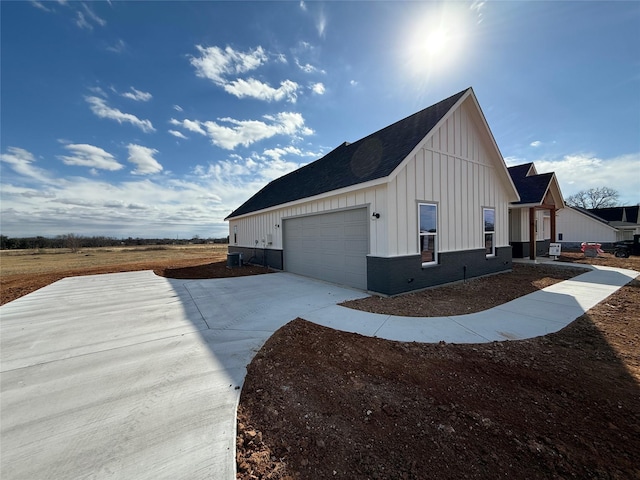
565,187,620,209
63,233,81,253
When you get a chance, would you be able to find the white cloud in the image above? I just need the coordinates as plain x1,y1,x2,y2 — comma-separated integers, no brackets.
170,118,206,135
107,39,126,53
0,147,54,185
173,104,184,112
1,144,312,238
296,59,318,73
470,1,486,24
223,78,299,103
189,45,267,84
82,4,106,27
311,82,325,95
168,130,188,139
127,144,163,175
316,9,327,38
299,1,307,12
350,80,359,86
0,172,234,238
189,45,301,103
31,1,52,12
263,146,303,161
85,96,155,133
530,140,541,147
58,144,123,171
75,11,92,30
88,86,108,97
121,87,152,102
518,152,640,205
196,112,313,150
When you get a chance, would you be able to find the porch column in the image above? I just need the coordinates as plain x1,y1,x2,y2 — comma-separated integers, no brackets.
529,207,536,260
550,207,556,243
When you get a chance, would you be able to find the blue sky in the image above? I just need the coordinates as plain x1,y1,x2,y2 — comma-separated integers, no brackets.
1,1,638,239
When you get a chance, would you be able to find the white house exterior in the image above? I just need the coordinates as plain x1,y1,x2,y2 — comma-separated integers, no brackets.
507,163,565,259
556,206,638,249
226,88,520,295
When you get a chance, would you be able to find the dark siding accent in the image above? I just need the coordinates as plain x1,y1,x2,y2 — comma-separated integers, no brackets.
367,247,512,296
228,246,283,270
510,240,552,258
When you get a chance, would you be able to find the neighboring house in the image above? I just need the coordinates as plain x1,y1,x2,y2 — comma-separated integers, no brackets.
556,206,619,249
556,205,640,249
507,163,565,259
225,87,520,295
588,206,640,240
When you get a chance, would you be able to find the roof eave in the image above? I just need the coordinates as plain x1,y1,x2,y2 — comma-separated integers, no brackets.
225,176,388,221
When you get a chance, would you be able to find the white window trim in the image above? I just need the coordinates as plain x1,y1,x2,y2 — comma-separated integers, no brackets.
418,202,438,266
483,207,496,257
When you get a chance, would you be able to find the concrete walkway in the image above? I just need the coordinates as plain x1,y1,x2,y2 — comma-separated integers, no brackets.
1,265,637,479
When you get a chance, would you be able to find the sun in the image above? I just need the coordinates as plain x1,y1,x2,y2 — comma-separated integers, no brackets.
399,3,472,82
426,27,451,57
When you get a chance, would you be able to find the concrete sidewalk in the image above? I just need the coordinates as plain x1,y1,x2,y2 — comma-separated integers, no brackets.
1,264,637,479
307,265,639,343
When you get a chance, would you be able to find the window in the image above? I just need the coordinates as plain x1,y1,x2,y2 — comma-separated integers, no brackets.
419,203,438,265
483,208,495,257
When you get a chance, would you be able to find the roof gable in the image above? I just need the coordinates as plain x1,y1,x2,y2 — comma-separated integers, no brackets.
508,164,564,208
225,88,469,219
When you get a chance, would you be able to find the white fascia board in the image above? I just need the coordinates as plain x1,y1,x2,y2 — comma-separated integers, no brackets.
549,173,566,209
509,203,542,209
226,177,388,221
466,91,520,203
387,88,520,203
387,89,472,184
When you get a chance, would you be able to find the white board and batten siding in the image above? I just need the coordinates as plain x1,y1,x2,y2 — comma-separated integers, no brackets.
229,184,387,255
556,207,618,244
229,95,517,261
385,100,513,256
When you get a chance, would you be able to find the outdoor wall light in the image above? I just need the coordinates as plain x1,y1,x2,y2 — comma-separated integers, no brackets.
275,224,280,228
372,212,380,219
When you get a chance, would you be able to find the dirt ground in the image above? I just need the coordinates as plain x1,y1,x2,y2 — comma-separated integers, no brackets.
0,246,270,305
1,249,638,479
236,253,640,480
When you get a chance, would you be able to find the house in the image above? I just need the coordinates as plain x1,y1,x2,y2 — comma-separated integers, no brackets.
588,206,640,240
507,163,565,259
556,205,640,249
225,88,520,295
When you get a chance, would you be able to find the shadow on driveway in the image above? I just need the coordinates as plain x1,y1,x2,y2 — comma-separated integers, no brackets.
0,271,366,480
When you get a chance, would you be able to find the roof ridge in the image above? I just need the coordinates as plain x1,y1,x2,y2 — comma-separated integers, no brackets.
225,88,470,220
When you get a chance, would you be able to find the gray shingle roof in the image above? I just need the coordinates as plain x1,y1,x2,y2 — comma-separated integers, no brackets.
225,88,469,219
588,206,639,224
508,164,554,205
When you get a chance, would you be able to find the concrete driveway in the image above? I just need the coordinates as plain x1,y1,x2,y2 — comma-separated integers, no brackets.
0,271,368,480
1,266,637,479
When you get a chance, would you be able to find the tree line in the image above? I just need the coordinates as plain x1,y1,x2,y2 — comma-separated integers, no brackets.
0,234,229,251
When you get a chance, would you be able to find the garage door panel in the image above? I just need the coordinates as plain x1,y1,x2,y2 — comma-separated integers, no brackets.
284,208,369,290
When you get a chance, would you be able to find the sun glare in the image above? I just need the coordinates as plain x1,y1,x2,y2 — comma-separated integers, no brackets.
426,28,450,57
399,3,473,84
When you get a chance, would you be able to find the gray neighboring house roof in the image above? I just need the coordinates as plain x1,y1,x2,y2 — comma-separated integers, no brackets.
587,206,640,226
225,88,469,220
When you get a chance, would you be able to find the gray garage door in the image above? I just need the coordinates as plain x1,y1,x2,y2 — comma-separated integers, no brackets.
283,208,369,290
